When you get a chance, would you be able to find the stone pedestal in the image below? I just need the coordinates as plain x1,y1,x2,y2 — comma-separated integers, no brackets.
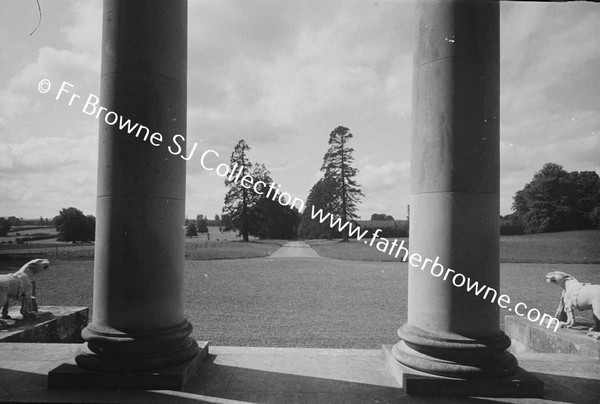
387,0,542,397
49,0,201,389
0,306,87,343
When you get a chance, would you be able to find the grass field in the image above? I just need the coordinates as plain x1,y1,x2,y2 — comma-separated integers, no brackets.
3,229,598,264
185,239,286,260
3,229,598,348
307,229,600,264
0,238,285,263
12,258,600,348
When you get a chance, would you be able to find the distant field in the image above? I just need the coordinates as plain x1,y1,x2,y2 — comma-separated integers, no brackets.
7,225,57,234
0,238,286,265
1,226,58,244
307,229,600,264
2,228,599,264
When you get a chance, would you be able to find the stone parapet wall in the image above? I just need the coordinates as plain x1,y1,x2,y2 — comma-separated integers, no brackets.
505,315,600,358
0,306,88,343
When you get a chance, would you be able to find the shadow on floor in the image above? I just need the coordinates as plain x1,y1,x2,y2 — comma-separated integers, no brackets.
1,356,598,403
529,371,600,404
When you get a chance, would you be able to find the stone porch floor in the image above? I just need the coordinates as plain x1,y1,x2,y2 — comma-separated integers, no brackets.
0,343,598,403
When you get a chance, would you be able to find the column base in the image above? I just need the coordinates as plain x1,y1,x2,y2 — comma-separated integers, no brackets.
48,341,209,390
382,345,543,397
395,324,519,378
76,320,198,372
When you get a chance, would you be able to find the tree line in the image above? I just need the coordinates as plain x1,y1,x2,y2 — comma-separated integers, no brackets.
504,162,600,234
214,127,365,241
4,144,598,243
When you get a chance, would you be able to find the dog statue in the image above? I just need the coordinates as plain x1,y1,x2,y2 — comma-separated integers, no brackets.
0,258,50,323
546,271,600,340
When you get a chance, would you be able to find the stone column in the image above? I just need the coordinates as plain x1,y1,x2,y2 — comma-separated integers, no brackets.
74,0,199,374
390,0,522,385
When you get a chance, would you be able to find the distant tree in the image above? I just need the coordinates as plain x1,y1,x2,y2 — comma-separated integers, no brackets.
571,170,600,229
55,207,95,242
0,217,10,237
186,222,198,237
299,177,338,239
214,214,220,222
197,217,209,234
7,216,21,227
221,140,254,241
246,164,298,239
370,213,394,221
591,206,600,229
220,143,296,240
499,213,524,235
86,215,96,240
513,163,600,233
250,198,299,239
320,126,364,241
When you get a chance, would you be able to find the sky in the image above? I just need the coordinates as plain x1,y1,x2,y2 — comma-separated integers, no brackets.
1,0,599,221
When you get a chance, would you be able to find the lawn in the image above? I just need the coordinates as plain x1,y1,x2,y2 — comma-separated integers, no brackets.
307,229,600,264
499,230,600,263
15,258,600,348
185,239,286,260
306,238,408,262
3,229,599,348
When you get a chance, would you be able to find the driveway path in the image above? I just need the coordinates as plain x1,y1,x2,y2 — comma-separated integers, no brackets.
268,241,322,258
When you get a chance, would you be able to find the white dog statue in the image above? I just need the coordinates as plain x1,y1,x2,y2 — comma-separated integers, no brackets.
546,271,600,340
0,258,50,323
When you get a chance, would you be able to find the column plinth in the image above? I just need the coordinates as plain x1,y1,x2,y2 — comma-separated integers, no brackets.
385,1,542,396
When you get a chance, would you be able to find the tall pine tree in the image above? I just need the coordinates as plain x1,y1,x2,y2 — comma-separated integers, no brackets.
320,126,364,241
221,142,298,240
221,139,253,241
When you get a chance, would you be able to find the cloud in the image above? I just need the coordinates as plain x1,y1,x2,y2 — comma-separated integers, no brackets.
185,1,414,218
499,1,600,213
0,134,97,217
0,1,101,217
2,0,597,222
360,161,410,193
0,2,101,125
